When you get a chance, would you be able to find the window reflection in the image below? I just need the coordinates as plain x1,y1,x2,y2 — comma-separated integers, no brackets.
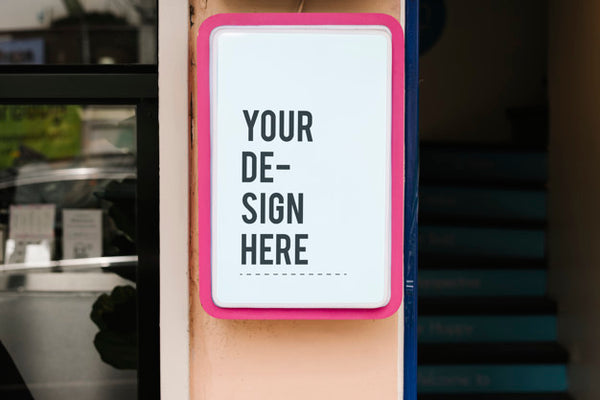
0,104,138,399
0,1,156,64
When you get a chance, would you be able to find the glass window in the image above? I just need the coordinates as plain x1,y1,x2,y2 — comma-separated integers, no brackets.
0,1,157,65
0,104,140,399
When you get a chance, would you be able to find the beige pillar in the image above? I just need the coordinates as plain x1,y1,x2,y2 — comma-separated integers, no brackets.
188,1,404,399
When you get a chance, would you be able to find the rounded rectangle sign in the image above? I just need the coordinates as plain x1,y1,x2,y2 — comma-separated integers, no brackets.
197,13,404,319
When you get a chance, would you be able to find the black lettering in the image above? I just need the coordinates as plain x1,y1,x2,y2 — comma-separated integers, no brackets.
260,152,273,182
243,110,259,141
242,193,257,223
288,193,303,224
298,111,313,142
280,110,294,142
295,234,308,265
241,234,256,265
276,234,292,264
269,193,284,224
261,110,276,141
242,152,257,182
260,234,273,265
260,193,266,224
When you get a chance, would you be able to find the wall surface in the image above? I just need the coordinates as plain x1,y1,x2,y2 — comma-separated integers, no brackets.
188,1,404,400
548,2,600,400
419,0,547,143
159,0,190,399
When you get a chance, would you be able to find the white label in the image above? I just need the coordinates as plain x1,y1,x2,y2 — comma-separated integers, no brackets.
6,204,56,264
211,26,392,308
63,209,102,259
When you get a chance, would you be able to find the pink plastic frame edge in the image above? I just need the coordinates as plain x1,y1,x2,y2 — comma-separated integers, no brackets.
197,13,405,320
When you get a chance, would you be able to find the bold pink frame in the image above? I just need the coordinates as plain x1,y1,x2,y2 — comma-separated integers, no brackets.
197,13,405,320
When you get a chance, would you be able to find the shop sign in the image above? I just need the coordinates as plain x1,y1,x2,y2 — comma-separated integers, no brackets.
197,13,404,319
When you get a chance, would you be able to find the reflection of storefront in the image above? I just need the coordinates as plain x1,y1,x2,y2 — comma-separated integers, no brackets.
0,76,158,399
0,2,158,399
0,39,45,64
0,0,156,65
0,23,138,64
0,105,137,265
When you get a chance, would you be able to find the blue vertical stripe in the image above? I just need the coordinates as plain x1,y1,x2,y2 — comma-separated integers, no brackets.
404,0,420,399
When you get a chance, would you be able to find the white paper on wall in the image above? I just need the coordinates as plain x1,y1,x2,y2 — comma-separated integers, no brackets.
6,204,56,264
62,209,103,259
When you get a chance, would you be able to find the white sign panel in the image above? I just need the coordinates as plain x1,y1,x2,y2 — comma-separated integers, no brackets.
197,14,404,319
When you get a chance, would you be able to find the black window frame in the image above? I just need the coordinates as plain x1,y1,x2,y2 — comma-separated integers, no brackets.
0,64,160,400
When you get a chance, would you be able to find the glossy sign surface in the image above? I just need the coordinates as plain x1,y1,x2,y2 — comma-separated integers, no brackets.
197,13,404,319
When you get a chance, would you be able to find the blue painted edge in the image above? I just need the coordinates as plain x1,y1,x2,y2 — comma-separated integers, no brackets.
403,0,420,399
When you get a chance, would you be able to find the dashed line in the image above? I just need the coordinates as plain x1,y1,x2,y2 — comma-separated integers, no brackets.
240,272,348,277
